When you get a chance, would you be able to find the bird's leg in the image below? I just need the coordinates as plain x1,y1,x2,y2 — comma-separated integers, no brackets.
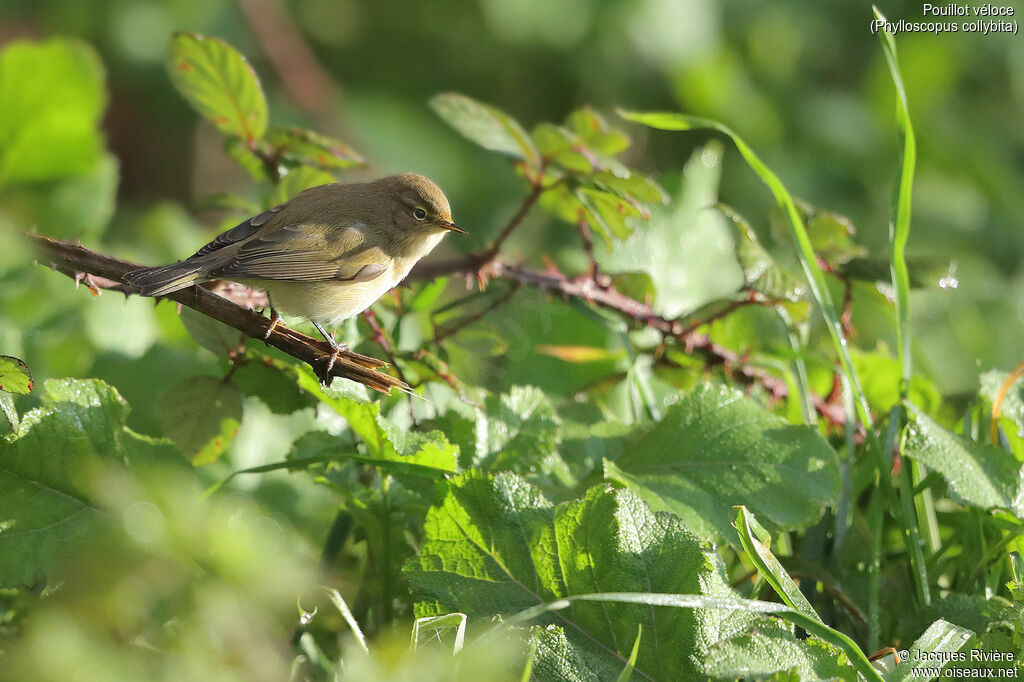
312,320,349,377
264,305,286,340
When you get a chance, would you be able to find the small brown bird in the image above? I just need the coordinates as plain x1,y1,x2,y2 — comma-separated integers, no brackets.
124,173,464,370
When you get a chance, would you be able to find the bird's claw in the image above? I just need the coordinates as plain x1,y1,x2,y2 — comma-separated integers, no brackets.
323,342,350,379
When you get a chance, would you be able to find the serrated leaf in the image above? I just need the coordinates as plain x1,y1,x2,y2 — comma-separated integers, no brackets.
904,404,1024,517
0,379,127,586
406,473,751,680
270,164,336,205
703,621,857,681
887,619,974,682
0,356,33,395
296,368,457,471
167,32,267,142
465,386,560,473
605,384,840,542
430,93,538,166
158,376,243,465
0,38,106,185
265,126,363,171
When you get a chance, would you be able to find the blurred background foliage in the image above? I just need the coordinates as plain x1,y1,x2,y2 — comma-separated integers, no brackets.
2,0,1024,679
2,0,1022,406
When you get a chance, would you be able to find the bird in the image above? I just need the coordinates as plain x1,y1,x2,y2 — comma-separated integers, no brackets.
124,173,465,373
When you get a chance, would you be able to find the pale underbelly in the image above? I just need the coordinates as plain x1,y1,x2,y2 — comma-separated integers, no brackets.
240,273,401,326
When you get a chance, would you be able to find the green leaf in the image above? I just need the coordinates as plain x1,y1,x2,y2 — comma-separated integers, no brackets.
231,354,316,415
0,356,33,395
224,135,271,182
703,621,857,681
406,473,751,680
887,619,974,682
720,204,806,303
0,379,128,586
193,191,261,215
566,107,630,156
265,127,364,171
453,386,560,473
167,32,267,142
733,506,822,624
430,93,538,166
981,370,1024,429
838,256,958,289
618,109,875,435
296,369,457,471
0,38,106,185
594,143,743,319
904,404,1024,517
179,307,246,357
605,384,840,542
158,376,243,465
576,187,639,243
270,165,336,205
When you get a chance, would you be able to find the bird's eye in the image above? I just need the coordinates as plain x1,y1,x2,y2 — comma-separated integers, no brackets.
412,207,427,221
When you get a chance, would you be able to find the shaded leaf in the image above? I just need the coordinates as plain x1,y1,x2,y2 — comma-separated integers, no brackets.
167,33,267,142
158,376,243,465
430,93,538,165
179,307,245,357
0,380,126,586
605,384,840,542
839,256,959,290
231,354,316,415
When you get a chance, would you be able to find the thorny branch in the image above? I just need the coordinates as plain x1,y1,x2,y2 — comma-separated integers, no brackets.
28,170,841,422
28,233,407,394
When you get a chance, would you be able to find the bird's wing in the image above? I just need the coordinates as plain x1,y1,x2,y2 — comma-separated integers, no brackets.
214,222,392,282
191,205,285,258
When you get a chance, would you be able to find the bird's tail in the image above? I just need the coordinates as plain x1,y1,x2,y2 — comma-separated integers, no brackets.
123,263,208,297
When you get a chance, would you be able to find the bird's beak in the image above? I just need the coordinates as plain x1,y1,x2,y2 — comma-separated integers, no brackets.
440,221,467,234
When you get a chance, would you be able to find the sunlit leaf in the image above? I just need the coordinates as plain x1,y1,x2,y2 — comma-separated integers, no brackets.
406,473,753,680
0,356,33,395
167,32,267,142
605,384,840,542
904,404,1024,517
265,127,364,171
430,92,538,166
0,38,106,185
270,165,336,205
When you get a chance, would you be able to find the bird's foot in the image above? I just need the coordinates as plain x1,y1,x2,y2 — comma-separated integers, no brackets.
264,306,285,341
323,341,351,378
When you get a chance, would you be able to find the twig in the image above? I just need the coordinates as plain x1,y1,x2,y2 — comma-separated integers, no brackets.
433,283,519,343
28,233,407,394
